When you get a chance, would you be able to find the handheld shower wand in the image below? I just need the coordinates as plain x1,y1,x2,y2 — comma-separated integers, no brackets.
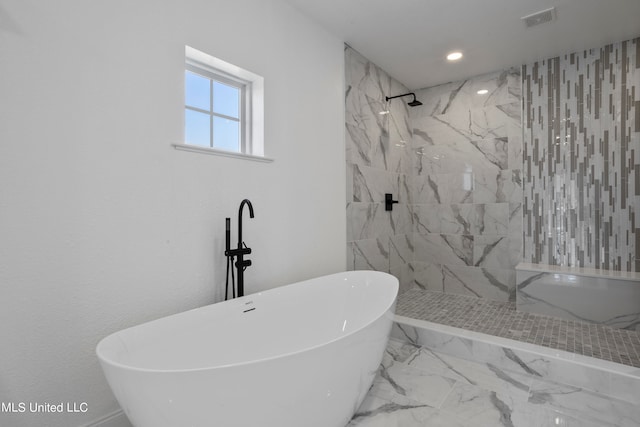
224,218,234,300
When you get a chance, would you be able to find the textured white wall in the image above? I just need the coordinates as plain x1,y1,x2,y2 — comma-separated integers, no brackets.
0,1,345,426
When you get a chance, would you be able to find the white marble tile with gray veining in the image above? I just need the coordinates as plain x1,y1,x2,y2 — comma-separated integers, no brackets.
347,202,412,242
348,395,465,427
347,238,389,272
346,122,373,167
352,164,400,203
391,314,640,405
474,168,522,204
391,322,545,377
371,123,409,173
345,46,390,102
474,235,512,269
412,114,472,147
444,172,475,204
345,87,387,133
443,265,515,301
515,267,640,330
413,204,441,234
369,355,457,408
390,234,413,269
411,69,521,119
390,204,413,236
476,203,510,235
345,45,415,293
439,204,475,235
414,137,508,175
347,202,386,241
411,80,468,117
411,261,445,292
507,120,523,170
508,203,524,266
440,382,536,427
365,337,629,427
413,103,519,147
438,203,509,236
384,340,534,401
413,174,446,204
391,262,414,295
413,144,443,175
387,97,412,141
470,137,509,169
414,233,474,266
527,379,640,426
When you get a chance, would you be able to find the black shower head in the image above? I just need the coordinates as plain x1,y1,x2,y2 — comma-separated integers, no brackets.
385,92,422,107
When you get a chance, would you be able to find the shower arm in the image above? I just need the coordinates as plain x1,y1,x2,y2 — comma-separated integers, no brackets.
385,92,418,103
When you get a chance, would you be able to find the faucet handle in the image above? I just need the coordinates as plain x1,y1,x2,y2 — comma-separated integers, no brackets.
385,193,399,211
235,259,252,269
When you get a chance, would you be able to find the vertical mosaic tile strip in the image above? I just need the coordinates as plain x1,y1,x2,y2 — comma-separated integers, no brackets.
522,37,640,271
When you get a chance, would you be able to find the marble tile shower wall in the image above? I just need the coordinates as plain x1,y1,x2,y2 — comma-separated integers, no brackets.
523,37,640,271
410,70,523,302
345,46,415,293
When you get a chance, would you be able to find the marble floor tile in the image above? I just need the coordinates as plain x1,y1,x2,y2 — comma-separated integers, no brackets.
527,378,640,426
350,339,635,427
532,407,612,427
384,341,533,402
370,356,457,408
439,382,535,427
347,395,466,427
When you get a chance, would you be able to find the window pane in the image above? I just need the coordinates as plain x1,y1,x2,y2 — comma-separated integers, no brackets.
213,116,239,152
185,71,210,111
185,109,211,147
213,81,239,118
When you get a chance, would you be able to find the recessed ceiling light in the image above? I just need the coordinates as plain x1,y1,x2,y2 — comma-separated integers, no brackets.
477,89,489,95
447,52,463,61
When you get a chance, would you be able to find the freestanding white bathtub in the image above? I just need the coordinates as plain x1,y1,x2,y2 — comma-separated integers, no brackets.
96,270,398,427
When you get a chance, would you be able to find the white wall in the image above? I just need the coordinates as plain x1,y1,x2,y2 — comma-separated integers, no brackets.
0,1,345,426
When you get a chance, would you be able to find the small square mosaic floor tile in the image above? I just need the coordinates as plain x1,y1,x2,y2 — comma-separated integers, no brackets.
396,289,640,368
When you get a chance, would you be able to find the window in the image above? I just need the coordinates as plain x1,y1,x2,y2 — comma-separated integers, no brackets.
185,66,245,152
177,46,269,162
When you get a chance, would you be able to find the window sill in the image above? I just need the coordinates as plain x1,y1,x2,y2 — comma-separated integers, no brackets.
173,144,274,163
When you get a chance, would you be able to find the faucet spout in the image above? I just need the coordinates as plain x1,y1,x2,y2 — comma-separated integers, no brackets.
238,199,254,245
236,199,254,298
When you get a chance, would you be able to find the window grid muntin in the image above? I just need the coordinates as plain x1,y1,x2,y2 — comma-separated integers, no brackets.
185,64,247,152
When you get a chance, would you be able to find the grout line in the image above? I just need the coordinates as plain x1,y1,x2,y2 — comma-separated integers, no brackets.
396,289,640,368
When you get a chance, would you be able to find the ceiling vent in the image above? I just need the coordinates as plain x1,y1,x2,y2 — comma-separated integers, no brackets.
521,7,556,28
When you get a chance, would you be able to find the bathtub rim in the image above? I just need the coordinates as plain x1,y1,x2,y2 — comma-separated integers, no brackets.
516,262,640,283
96,270,398,374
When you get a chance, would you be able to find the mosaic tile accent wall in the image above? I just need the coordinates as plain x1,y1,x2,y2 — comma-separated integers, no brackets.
523,38,640,272
410,70,523,302
345,45,415,293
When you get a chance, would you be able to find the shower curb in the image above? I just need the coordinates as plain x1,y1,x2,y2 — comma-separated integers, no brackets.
392,315,640,406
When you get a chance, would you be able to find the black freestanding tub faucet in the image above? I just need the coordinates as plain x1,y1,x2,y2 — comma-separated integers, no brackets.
236,199,254,297
224,199,254,299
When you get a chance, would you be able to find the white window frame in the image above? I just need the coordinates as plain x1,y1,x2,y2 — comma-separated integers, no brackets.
175,46,271,163
185,63,248,153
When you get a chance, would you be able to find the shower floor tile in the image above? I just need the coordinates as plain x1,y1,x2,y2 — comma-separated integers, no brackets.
395,289,640,368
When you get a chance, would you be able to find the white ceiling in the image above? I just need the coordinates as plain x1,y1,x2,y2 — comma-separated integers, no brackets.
284,0,640,90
